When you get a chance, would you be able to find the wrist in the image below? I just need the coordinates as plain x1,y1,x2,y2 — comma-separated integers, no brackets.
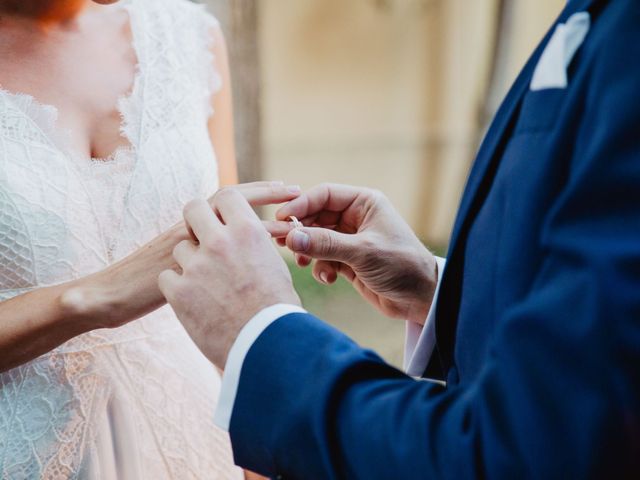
58,222,189,332
218,295,302,368
57,279,117,331
406,251,438,325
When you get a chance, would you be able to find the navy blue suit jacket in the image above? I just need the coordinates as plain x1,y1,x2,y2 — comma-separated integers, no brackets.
229,0,640,477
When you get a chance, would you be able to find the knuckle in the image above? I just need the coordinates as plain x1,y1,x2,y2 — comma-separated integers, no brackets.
183,199,199,216
368,188,386,202
270,182,282,195
211,188,228,205
217,187,241,201
363,188,391,213
318,182,335,196
198,232,220,252
174,239,188,253
321,231,337,256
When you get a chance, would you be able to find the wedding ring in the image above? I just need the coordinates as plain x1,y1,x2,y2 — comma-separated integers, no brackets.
289,216,303,229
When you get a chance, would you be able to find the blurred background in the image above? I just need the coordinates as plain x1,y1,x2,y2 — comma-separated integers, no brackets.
201,0,564,366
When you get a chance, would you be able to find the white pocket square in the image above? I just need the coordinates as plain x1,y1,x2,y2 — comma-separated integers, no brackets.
530,11,591,91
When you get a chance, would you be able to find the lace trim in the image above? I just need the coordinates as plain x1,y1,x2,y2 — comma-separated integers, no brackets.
124,0,224,127
0,4,140,167
0,88,63,149
0,2,234,475
195,3,224,118
0,0,222,153
0,81,138,171
0,89,136,167
118,0,145,150
0,90,58,140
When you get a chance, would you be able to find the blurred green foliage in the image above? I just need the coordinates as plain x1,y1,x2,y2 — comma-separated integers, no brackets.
284,238,446,367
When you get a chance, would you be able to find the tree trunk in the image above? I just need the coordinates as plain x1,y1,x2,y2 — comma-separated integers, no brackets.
203,0,262,183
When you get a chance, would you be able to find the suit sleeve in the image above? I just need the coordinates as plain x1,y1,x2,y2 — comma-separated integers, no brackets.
214,304,307,430
227,15,640,480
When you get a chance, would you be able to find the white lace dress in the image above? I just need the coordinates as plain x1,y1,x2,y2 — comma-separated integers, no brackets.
0,0,243,478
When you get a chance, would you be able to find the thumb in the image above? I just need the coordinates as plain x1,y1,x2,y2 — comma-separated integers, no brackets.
286,227,359,263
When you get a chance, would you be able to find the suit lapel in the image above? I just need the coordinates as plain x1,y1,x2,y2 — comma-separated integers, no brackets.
448,0,595,254
432,0,599,377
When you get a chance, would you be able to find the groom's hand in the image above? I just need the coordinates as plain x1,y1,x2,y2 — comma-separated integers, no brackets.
275,184,437,325
159,191,301,369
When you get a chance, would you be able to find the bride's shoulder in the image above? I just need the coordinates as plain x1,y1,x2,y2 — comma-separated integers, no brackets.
129,0,224,94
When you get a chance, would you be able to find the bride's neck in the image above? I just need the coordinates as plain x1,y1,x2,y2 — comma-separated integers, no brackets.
0,0,93,25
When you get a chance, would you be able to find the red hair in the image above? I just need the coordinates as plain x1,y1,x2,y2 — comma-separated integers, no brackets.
0,0,86,22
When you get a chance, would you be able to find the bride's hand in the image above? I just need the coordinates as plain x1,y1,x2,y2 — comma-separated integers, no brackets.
216,181,301,207
61,181,302,330
206,181,302,239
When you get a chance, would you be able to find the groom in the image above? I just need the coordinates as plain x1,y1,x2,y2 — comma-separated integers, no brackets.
159,0,640,477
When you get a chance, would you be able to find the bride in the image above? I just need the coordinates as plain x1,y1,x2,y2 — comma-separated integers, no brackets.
0,0,295,477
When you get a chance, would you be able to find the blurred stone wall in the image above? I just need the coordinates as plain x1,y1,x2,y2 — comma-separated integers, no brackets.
202,0,564,247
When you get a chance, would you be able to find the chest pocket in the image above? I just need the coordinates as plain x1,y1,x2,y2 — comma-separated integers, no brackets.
514,88,567,134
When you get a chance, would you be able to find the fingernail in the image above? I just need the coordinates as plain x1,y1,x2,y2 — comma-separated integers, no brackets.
287,185,301,194
292,230,310,252
320,272,329,284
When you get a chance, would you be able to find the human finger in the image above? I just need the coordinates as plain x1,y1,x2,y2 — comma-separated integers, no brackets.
295,253,312,267
232,181,284,189
336,263,357,283
184,199,220,243
213,188,261,226
276,184,370,222
223,182,302,207
263,220,293,238
173,240,197,268
286,226,360,263
158,269,182,302
313,210,342,229
313,260,340,285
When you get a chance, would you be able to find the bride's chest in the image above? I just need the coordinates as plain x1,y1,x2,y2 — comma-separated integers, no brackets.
0,10,138,161
0,2,221,287
0,110,218,287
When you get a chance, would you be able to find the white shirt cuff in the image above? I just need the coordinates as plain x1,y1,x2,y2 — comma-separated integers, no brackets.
214,303,307,431
404,256,446,377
